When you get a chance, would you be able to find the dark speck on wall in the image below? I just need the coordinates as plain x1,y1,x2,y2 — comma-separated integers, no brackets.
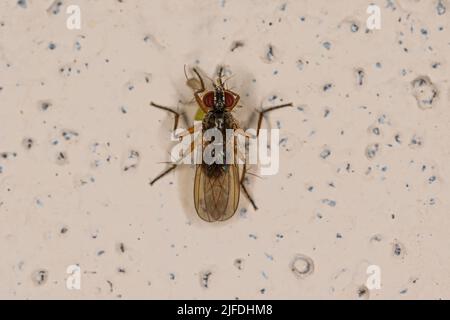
22,138,34,150
117,242,126,253
357,285,370,300
17,0,27,8
322,199,336,207
264,44,275,63
31,269,48,286
40,101,52,111
320,148,331,159
437,0,446,15
230,41,244,52
351,23,359,32
234,258,244,270
47,1,64,15
356,68,365,86
200,271,212,288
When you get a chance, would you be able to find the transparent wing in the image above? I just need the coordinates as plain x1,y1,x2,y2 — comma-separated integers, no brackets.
194,164,240,222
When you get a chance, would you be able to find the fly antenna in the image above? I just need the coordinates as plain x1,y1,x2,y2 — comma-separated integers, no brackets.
217,66,225,86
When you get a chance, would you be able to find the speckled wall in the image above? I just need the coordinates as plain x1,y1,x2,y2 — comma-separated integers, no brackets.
0,0,449,300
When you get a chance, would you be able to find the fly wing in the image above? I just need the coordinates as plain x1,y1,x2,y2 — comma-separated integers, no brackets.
194,164,240,222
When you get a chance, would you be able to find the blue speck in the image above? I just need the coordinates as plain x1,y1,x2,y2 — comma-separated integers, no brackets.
323,41,331,50
437,1,446,15
264,253,274,261
322,199,336,207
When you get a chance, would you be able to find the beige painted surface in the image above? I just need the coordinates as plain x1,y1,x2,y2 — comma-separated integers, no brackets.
0,0,449,299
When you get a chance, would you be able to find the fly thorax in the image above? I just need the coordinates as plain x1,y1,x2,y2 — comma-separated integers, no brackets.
215,117,224,131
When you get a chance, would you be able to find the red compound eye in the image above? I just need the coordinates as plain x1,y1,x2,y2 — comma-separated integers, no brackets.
203,91,215,108
224,92,235,108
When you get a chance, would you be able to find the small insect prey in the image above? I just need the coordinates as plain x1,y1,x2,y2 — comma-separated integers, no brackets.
150,67,292,222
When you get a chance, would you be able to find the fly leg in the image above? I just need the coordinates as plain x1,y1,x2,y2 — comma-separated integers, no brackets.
191,68,210,113
149,102,183,185
234,135,258,210
236,102,293,209
150,101,182,132
193,67,205,91
256,103,293,136
149,164,177,186
149,69,204,186
240,162,258,210
149,132,201,186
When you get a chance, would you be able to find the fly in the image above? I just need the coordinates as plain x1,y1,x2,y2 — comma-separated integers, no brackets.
150,67,292,222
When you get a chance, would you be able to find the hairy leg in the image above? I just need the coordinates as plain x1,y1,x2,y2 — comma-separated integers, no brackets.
150,101,181,132
256,103,293,136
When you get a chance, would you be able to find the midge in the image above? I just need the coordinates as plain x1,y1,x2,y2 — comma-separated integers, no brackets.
150,67,292,222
